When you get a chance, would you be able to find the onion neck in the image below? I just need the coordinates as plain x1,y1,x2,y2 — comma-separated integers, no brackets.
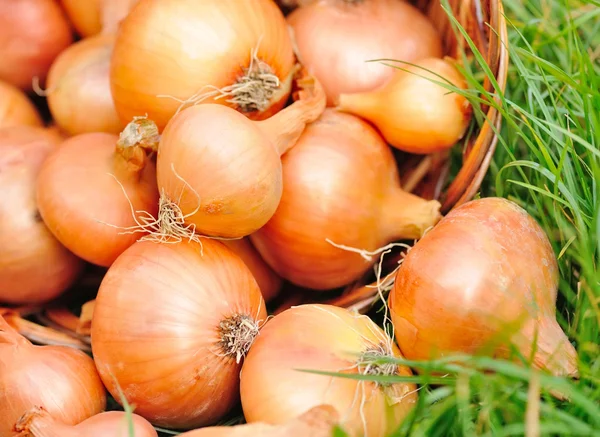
381,188,442,241
113,116,160,179
14,407,70,437
256,68,326,156
336,90,383,123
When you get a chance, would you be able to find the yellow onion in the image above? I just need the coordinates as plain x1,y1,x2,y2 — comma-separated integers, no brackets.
0,80,43,129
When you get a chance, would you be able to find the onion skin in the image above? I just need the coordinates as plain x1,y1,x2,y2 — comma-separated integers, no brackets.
15,408,157,437
36,132,159,267
0,0,73,90
389,197,579,377
0,80,43,129
288,0,443,105
223,238,283,302
240,304,417,437
91,240,267,429
0,316,106,437
46,33,121,136
110,0,295,129
337,57,472,154
250,109,441,290
0,126,83,305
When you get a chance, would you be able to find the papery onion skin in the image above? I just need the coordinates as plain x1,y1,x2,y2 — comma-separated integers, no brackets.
0,126,83,305
110,0,295,129
337,57,472,154
0,0,73,90
288,0,443,105
0,316,106,437
36,132,159,267
240,304,417,437
250,109,441,290
15,408,158,437
389,197,579,377
0,80,43,129
46,33,122,136
91,240,267,429
223,238,283,302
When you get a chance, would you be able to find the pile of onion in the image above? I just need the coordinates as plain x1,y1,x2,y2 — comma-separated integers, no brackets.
110,0,296,129
389,197,579,377
240,304,418,437
0,80,42,129
36,118,159,267
0,0,72,90
0,315,106,436
91,239,267,428
45,33,121,136
287,0,443,104
0,126,83,305
15,407,157,437
337,57,472,154
250,109,441,290
153,70,325,239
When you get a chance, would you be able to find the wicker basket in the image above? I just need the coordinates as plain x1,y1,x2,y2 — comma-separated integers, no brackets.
2,0,509,347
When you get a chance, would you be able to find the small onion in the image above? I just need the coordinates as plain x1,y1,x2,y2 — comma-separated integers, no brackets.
0,316,106,436
91,239,267,429
110,0,296,129
240,304,418,437
0,80,43,129
337,57,472,154
36,120,159,267
288,0,443,105
154,72,325,239
0,126,83,305
46,33,122,136
15,408,157,437
0,0,73,90
59,0,139,37
389,197,579,377
250,109,441,290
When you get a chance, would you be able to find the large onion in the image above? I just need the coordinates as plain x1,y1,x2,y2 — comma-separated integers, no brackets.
0,80,42,129
240,304,418,437
0,316,106,436
45,33,121,136
389,197,579,377
288,0,443,104
0,0,73,90
91,239,267,429
110,0,296,129
0,126,83,305
250,109,441,290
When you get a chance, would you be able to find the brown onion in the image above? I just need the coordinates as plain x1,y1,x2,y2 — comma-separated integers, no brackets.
91,239,267,429
250,109,441,290
0,316,106,436
0,0,72,90
288,0,443,105
389,197,579,377
0,80,42,129
0,126,83,305
45,33,121,136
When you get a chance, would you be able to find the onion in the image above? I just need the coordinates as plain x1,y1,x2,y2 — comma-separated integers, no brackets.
0,80,43,129
59,0,139,37
110,0,296,129
0,0,73,90
36,119,159,267
223,238,282,302
337,57,472,154
287,0,443,105
91,239,267,428
45,33,121,136
154,71,325,239
250,109,441,290
389,197,579,377
240,304,418,437
0,316,106,436
15,408,157,437
178,405,339,437
0,126,83,305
